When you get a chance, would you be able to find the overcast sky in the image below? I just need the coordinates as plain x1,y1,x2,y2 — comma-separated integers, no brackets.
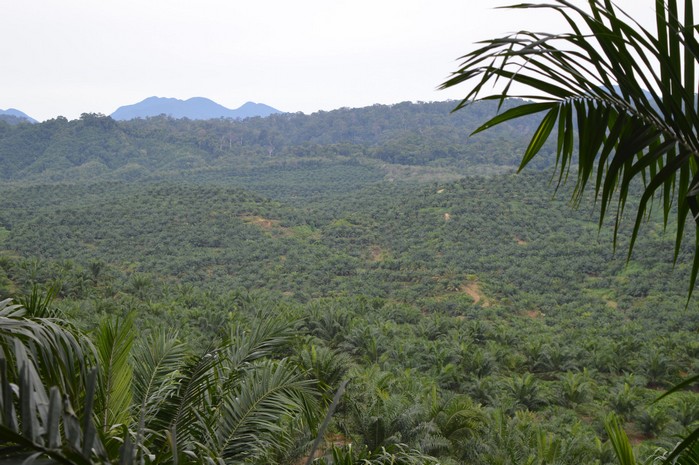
2,1,658,121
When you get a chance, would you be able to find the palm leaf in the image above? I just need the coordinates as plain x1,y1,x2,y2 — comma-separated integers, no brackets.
0,301,94,406
207,360,318,463
605,413,636,465
441,0,699,298
0,353,107,465
442,0,699,460
226,315,298,372
131,328,186,461
148,345,222,463
94,314,134,438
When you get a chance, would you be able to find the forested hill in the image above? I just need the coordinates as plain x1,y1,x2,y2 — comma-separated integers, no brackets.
0,100,552,191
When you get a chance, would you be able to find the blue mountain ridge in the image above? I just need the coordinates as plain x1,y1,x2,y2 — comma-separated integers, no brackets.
0,108,37,123
110,96,281,121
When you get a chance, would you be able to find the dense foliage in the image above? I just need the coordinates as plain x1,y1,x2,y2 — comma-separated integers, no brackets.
1,98,697,464
442,0,699,461
0,100,551,191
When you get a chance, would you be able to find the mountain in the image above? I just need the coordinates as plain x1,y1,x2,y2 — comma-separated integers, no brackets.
0,108,37,124
110,96,281,121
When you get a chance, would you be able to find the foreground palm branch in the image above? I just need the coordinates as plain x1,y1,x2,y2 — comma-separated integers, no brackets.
0,297,94,403
0,298,107,464
441,0,699,294
1,296,322,465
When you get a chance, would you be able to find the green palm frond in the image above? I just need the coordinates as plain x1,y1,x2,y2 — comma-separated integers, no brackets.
1,349,107,465
296,343,352,394
156,346,222,462
441,0,699,297
313,443,440,465
0,297,105,464
226,315,298,371
131,328,186,461
94,314,134,439
205,359,319,463
0,298,94,412
16,285,59,319
432,394,486,442
2,297,323,465
605,413,636,465
659,438,699,465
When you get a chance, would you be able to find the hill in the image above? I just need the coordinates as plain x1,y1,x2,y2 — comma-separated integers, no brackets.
110,96,281,120
0,108,37,124
1,171,697,464
0,100,552,194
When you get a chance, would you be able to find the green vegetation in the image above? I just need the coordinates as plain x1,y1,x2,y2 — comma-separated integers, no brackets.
442,0,699,461
1,168,698,463
1,297,322,464
442,0,699,295
0,100,549,192
1,68,698,465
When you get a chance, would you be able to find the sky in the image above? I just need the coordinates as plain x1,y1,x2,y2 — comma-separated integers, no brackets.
1,0,659,121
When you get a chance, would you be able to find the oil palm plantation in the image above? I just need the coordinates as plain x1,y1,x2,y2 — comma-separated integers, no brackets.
441,0,699,461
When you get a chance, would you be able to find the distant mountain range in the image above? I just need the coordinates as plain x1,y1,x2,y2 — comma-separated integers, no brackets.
110,97,282,121
0,98,281,124
0,108,37,124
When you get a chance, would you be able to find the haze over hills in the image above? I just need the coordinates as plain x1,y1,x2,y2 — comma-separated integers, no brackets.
110,96,282,120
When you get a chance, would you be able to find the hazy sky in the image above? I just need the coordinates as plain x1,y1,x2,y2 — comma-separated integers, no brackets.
2,1,657,121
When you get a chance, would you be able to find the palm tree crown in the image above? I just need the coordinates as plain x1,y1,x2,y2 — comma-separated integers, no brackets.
0,297,322,465
442,0,699,461
442,0,699,295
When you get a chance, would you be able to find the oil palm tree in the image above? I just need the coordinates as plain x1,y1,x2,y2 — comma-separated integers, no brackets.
0,296,322,465
442,0,699,461
442,0,699,295
605,414,638,465
0,296,104,464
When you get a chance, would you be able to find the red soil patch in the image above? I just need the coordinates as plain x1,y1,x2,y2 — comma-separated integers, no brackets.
460,281,489,307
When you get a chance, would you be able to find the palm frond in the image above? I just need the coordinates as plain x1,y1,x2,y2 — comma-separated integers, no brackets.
94,314,134,439
441,0,699,297
0,359,108,465
131,328,186,462
206,359,319,463
16,285,59,319
0,298,94,413
150,345,222,463
226,316,298,372
605,413,636,465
